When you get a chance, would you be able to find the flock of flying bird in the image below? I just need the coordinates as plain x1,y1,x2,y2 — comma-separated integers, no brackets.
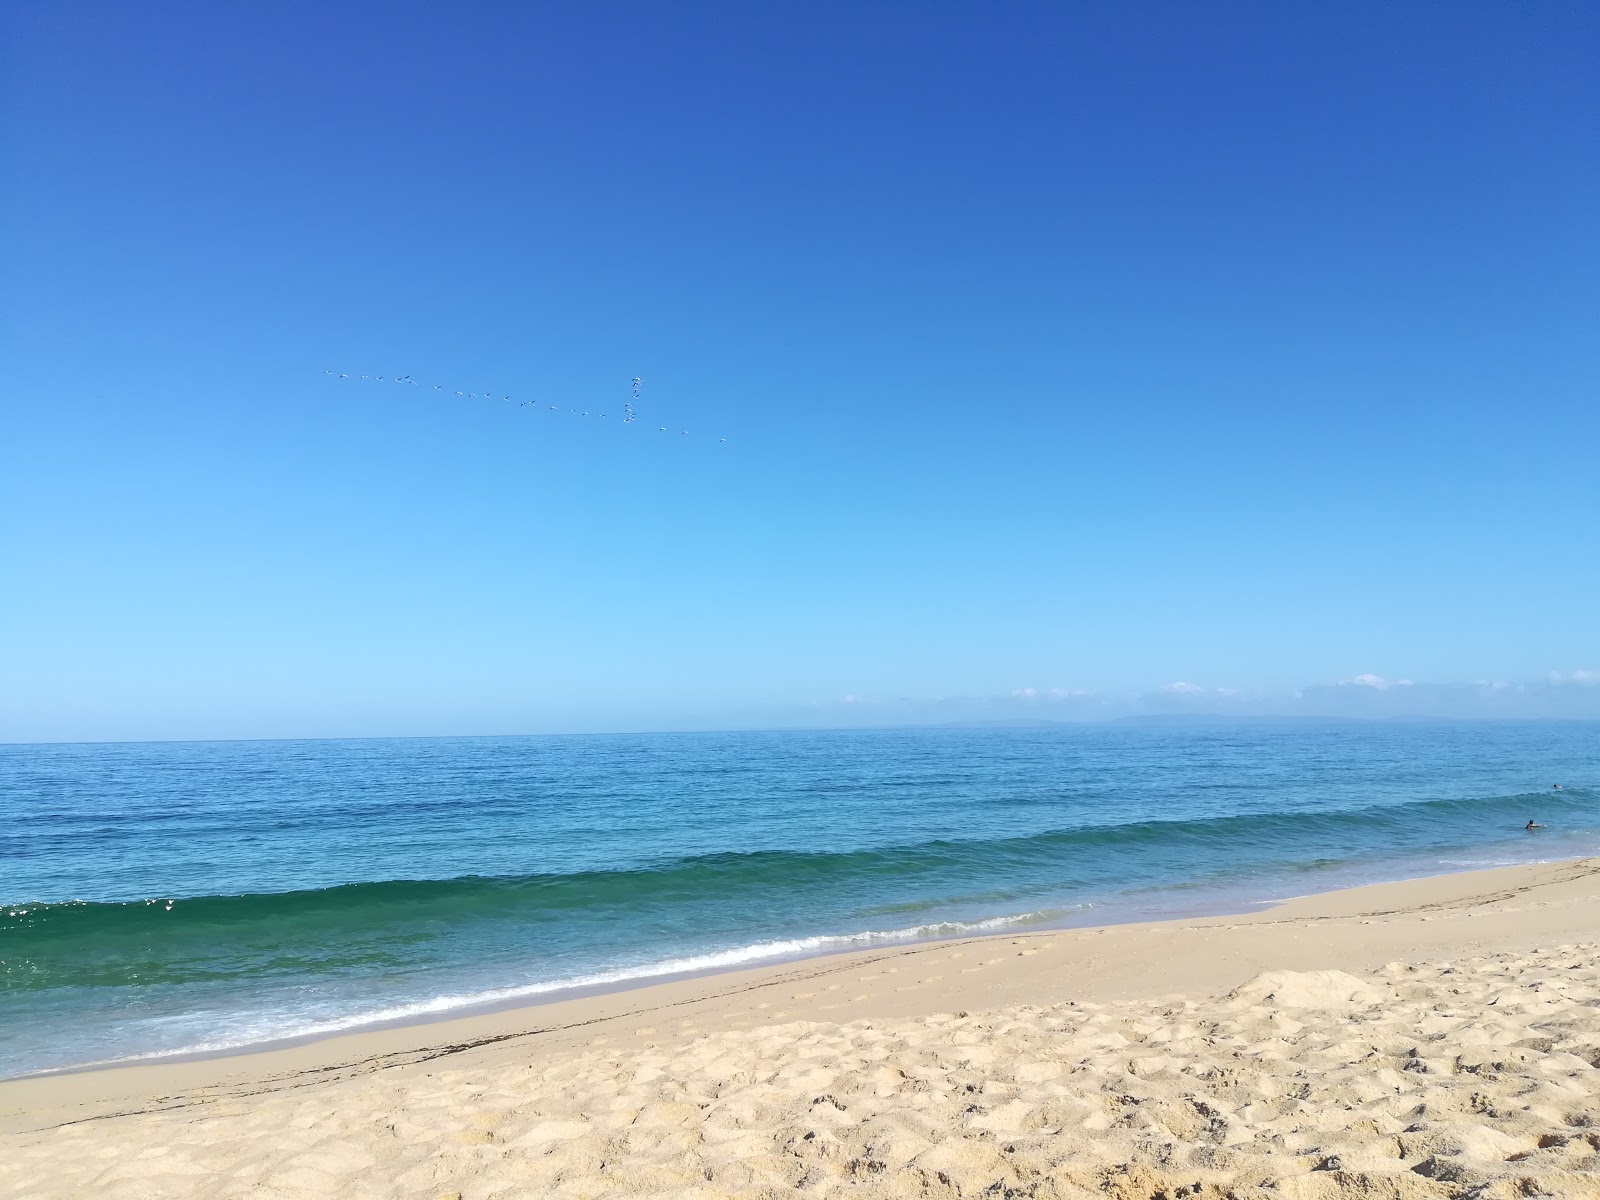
325,371,726,443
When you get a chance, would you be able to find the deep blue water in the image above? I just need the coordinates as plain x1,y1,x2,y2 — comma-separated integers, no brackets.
2,722,1595,1079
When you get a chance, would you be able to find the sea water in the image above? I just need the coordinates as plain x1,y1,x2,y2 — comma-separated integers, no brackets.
2,721,1595,1079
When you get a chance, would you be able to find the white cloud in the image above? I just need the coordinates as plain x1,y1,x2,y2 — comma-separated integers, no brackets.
809,670,1600,728
1550,670,1600,686
1342,674,1413,690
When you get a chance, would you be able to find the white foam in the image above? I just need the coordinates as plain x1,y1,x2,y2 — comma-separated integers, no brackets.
1435,857,1530,868
22,907,1067,1077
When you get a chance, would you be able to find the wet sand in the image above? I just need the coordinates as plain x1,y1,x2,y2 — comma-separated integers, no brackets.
5,858,1599,1197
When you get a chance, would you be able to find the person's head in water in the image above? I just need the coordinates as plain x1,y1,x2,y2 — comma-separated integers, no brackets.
1554,783,1563,790
1526,820,1544,830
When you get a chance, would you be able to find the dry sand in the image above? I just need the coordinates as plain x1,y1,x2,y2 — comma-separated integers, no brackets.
5,858,1600,1198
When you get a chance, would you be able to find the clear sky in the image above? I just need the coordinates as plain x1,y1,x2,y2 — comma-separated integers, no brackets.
3,1,1597,741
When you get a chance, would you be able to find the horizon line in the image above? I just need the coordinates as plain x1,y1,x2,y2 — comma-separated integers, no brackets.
5,712,1599,749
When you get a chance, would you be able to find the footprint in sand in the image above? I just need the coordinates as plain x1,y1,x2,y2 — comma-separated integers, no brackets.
792,992,815,999
634,1027,657,1036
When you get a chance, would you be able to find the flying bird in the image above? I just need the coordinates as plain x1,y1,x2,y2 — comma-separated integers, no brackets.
327,370,726,446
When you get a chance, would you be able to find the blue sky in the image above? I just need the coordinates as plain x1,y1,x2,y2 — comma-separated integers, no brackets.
3,1,1596,741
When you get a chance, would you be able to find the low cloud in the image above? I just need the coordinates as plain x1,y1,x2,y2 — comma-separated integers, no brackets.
1550,670,1600,686
1268,672,1600,719
1344,673,1413,689
819,670,1600,726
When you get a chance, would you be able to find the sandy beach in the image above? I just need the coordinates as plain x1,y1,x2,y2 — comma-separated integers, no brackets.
5,858,1600,1198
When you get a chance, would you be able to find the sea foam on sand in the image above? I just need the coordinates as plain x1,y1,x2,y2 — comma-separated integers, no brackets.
7,944,1600,1199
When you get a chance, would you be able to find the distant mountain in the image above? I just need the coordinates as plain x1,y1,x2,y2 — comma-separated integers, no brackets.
1105,714,1370,727
932,718,1082,729
922,713,1573,732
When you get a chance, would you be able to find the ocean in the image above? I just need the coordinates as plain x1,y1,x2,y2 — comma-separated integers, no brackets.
2,721,1595,1080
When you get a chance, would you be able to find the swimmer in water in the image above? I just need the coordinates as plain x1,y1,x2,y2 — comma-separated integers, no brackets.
1526,820,1545,831
1554,783,1563,790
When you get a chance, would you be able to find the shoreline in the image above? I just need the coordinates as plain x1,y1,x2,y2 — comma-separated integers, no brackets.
6,855,1598,1138
8,846,1569,1086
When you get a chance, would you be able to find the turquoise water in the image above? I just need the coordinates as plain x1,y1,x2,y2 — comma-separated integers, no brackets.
2,722,1595,1079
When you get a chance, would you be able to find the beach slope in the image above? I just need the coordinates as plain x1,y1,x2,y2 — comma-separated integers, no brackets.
5,859,1600,1198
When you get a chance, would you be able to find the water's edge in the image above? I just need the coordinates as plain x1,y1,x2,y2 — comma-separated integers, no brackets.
9,726,1589,1081
18,852,1572,1083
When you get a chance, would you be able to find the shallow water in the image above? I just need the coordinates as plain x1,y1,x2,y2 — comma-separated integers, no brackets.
2,721,1595,1078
